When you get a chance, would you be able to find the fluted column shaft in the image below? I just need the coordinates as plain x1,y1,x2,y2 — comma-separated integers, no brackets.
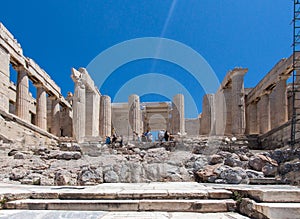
36,85,47,130
100,95,111,137
73,81,86,142
231,70,246,135
172,94,185,135
129,94,141,135
16,67,29,122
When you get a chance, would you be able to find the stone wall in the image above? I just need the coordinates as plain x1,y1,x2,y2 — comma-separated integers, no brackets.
0,22,72,144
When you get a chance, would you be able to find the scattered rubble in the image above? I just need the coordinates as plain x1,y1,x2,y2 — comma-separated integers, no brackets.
0,136,299,186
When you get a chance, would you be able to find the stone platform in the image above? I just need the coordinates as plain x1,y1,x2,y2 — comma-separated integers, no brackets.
0,182,299,219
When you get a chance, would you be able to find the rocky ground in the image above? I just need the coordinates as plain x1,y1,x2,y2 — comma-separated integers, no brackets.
0,136,299,186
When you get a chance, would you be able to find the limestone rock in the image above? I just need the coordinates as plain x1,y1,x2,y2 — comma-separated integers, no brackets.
103,170,119,183
246,169,264,179
196,164,220,182
248,155,274,171
47,151,81,160
20,173,41,185
209,154,224,165
224,157,244,168
8,149,18,156
239,198,269,219
54,170,73,186
262,163,278,177
217,166,248,184
77,166,103,185
59,143,82,153
13,152,25,159
9,168,28,181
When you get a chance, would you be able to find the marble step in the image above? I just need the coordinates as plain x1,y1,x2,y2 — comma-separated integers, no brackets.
0,210,251,219
253,202,300,219
5,199,236,212
249,177,283,185
52,189,232,200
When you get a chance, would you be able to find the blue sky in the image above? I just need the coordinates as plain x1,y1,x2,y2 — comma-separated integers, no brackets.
0,0,293,118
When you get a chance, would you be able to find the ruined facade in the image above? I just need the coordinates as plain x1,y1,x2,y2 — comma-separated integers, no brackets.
0,22,299,148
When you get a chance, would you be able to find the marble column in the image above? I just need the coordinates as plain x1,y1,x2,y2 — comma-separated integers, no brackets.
270,77,288,129
16,67,30,122
200,94,214,135
246,101,258,134
0,47,10,113
223,87,232,135
51,98,60,136
172,94,185,135
36,84,47,130
128,94,141,135
85,90,100,137
72,79,86,142
231,68,247,135
258,92,271,134
100,95,111,137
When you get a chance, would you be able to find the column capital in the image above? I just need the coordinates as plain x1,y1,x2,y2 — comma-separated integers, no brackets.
278,74,290,81
230,67,248,78
34,82,44,88
15,65,27,72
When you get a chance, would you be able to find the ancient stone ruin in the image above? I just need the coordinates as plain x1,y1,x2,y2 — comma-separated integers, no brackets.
0,22,300,218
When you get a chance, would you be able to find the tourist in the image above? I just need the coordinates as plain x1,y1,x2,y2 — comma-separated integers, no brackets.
164,130,170,141
147,130,153,142
158,130,164,142
105,136,111,144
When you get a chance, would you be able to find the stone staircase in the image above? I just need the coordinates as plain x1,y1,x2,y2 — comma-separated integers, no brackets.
1,182,300,218
3,182,236,213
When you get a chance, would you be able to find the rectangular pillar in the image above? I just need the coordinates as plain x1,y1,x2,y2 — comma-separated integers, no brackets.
246,101,258,134
258,93,270,134
270,78,288,129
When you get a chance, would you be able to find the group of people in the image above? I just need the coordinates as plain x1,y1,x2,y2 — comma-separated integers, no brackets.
105,128,123,146
132,129,172,142
158,130,172,142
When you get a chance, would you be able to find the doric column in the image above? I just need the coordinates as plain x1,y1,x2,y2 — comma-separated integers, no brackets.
100,95,111,137
172,94,185,135
50,98,60,136
128,94,141,135
258,91,271,134
231,68,247,135
223,87,232,134
270,77,288,129
16,66,30,122
36,84,47,130
246,101,258,134
72,80,86,142
85,90,100,137
200,94,214,135
0,47,10,113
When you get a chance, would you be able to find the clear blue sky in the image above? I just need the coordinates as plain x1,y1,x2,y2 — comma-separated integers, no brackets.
0,0,293,118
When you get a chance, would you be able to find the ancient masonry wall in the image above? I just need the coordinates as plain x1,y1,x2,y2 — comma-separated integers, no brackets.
199,53,300,147
0,22,72,145
200,68,247,136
